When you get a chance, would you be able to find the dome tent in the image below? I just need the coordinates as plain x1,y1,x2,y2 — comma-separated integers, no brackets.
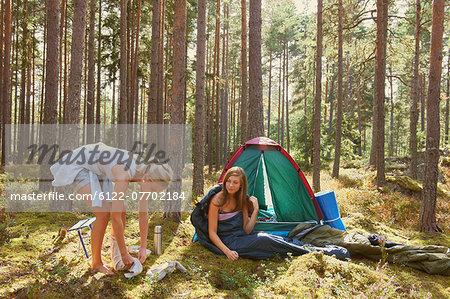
218,137,324,233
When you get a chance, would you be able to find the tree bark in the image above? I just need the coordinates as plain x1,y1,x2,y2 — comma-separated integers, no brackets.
277,53,281,143
312,0,323,192
240,0,248,143
409,0,420,179
375,0,388,187
0,0,3,147
332,0,344,179
157,0,165,126
193,0,206,197
44,0,60,126
247,0,264,139
95,0,102,141
65,0,87,127
59,0,66,125
286,46,290,153
223,4,229,164
148,0,160,125
17,0,29,163
281,45,285,147
389,69,394,157
445,50,449,144
86,0,96,143
1,0,12,167
267,50,272,138
213,0,220,169
132,0,142,138
420,0,445,233
420,73,425,132
165,0,187,223
118,0,127,147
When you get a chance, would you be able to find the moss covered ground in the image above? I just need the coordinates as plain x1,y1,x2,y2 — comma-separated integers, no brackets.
0,166,449,298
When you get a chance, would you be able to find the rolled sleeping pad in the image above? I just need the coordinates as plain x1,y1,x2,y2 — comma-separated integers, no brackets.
314,190,347,231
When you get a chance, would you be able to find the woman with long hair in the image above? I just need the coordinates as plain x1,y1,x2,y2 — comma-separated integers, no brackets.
206,166,349,261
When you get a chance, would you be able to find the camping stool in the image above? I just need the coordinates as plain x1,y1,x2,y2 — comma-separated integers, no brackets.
67,217,96,258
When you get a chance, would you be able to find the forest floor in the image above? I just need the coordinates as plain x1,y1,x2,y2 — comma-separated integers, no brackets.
0,162,449,298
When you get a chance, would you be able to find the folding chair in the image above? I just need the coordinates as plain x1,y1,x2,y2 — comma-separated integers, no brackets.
67,217,96,258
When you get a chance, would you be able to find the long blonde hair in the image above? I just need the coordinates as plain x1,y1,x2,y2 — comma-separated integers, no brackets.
134,154,173,190
220,166,248,212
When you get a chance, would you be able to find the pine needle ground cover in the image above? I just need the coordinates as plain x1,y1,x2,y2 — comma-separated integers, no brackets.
0,167,449,298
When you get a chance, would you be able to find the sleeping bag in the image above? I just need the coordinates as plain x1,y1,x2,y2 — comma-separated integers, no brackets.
190,184,349,260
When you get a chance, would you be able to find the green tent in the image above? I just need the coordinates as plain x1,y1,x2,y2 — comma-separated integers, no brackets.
218,137,324,233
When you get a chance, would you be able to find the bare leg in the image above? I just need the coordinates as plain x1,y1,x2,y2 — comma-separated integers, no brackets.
79,184,114,275
110,211,126,237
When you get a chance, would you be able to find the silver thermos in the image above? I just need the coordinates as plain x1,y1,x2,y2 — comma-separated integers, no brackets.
154,225,162,255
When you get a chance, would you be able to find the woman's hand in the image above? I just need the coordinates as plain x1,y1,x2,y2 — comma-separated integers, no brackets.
225,250,239,261
249,196,259,212
122,252,135,268
138,247,147,264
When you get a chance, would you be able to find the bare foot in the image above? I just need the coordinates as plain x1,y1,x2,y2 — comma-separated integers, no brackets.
91,264,114,275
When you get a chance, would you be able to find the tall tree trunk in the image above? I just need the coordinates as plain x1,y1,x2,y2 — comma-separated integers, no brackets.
281,45,285,147
112,74,116,125
86,0,95,143
132,0,141,145
11,20,17,154
165,0,186,222
148,0,160,125
17,0,28,163
40,13,47,126
0,0,3,136
375,0,388,187
208,33,213,173
157,0,165,126
219,7,226,166
41,0,59,190
420,73,425,132
445,50,449,144
389,69,394,157
213,0,221,170
63,2,68,123
277,54,281,143
1,0,12,167
118,0,127,147
65,0,87,128
313,0,323,192
409,0,420,179
128,5,134,127
95,0,102,141
59,0,66,125
223,4,229,163
286,45,290,152
31,18,36,144
332,0,344,179
193,0,206,197
43,0,60,125
420,0,445,233
247,0,263,138
267,50,272,138
240,0,248,143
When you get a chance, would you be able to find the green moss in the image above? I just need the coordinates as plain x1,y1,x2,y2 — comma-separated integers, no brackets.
385,174,423,193
1,170,449,298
